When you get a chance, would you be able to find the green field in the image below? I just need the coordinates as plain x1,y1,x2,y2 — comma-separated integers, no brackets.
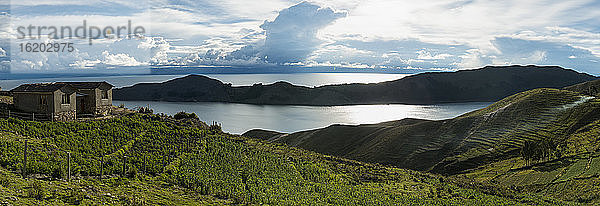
0,114,572,205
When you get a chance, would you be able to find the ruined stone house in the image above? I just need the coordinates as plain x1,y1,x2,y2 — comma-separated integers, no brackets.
66,82,114,116
9,82,114,121
11,83,78,121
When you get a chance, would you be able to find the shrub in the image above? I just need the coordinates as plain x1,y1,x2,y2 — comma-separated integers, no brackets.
51,166,63,179
208,122,221,132
64,188,85,205
122,195,146,206
127,167,138,179
174,112,198,120
0,175,11,187
27,181,46,200
137,106,153,114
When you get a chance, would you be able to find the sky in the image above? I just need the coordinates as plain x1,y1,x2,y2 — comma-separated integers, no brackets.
0,0,599,75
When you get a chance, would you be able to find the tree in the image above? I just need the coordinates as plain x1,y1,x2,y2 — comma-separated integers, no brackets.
520,138,561,166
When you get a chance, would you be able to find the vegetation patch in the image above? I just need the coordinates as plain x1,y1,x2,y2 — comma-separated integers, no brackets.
0,114,570,205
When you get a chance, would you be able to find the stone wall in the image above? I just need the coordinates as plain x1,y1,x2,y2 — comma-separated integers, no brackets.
94,105,112,116
53,110,76,122
13,93,52,114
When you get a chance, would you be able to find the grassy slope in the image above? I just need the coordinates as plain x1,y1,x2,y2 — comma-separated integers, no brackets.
565,79,600,96
242,129,284,140
247,86,600,204
270,88,600,176
455,118,600,204
454,83,600,205
0,115,567,205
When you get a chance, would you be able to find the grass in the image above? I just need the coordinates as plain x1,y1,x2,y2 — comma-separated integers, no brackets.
456,102,600,205
0,168,229,205
0,114,572,205
244,87,600,204
582,157,600,177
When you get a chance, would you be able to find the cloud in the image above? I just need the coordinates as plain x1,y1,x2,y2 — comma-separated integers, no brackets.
106,51,142,66
457,37,600,74
322,0,600,48
314,0,600,72
10,2,143,17
493,37,600,74
456,49,493,69
9,36,170,71
259,1,346,63
505,27,600,57
181,1,347,65
417,50,453,60
306,38,470,69
157,0,292,22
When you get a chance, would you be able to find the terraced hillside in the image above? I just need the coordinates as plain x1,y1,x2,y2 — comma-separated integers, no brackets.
456,147,600,204
249,88,600,176
456,81,600,204
565,79,600,96
0,114,565,205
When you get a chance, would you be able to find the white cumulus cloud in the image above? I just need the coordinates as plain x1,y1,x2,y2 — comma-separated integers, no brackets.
259,2,346,63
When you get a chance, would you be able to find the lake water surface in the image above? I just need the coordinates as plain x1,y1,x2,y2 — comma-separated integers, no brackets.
114,101,491,134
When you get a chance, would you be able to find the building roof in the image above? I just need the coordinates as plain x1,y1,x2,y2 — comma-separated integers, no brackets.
11,83,75,93
11,82,113,93
60,82,114,90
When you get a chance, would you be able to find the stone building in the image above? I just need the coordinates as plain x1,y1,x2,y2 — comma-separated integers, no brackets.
66,82,113,116
11,83,78,121
10,82,114,121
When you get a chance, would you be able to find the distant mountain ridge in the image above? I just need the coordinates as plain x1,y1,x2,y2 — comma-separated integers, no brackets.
113,65,597,105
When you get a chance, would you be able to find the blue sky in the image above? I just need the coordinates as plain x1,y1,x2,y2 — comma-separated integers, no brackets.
1,0,599,74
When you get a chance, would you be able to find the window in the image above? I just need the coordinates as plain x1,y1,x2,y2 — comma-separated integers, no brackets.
61,94,70,104
39,96,48,105
101,90,108,100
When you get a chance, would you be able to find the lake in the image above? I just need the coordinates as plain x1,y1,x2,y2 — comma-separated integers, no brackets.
114,101,491,134
2,73,491,134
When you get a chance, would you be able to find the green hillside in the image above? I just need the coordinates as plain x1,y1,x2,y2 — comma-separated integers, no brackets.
259,88,600,175
0,114,567,205
455,84,600,204
456,116,600,204
565,79,600,96
242,84,600,204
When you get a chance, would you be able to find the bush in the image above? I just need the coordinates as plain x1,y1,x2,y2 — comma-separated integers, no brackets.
137,106,153,114
64,188,85,205
122,195,147,206
127,167,138,179
174,112,198,120
51,166,63,179
0,175,11,187
208,122,222,132
27,181,46,200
